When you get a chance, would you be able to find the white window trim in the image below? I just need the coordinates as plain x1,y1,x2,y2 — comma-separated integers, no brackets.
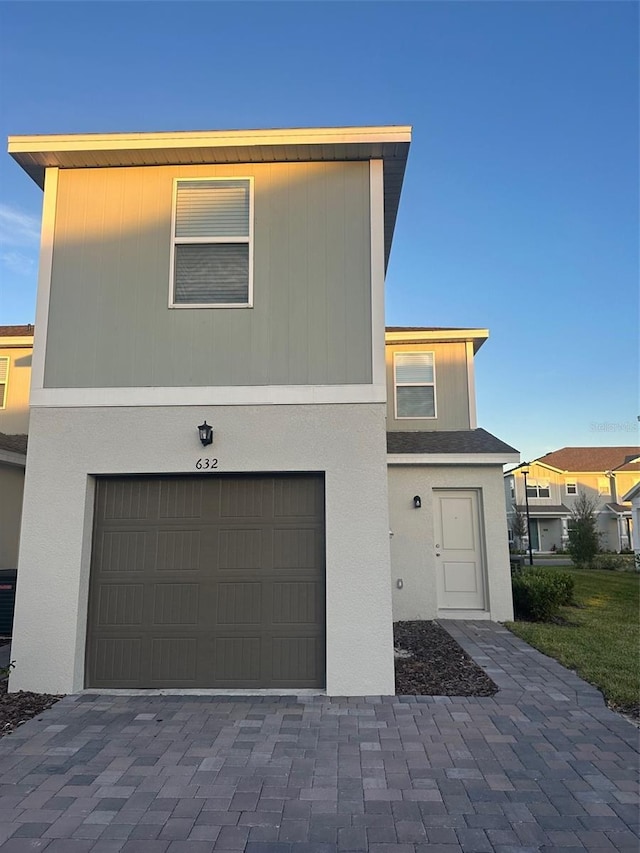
526,481,551,499
565,481,577,495
0,356,9,409
393,351,437,420
168,176,254,309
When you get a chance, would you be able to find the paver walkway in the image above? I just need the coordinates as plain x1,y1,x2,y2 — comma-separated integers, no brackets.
0,621,638,853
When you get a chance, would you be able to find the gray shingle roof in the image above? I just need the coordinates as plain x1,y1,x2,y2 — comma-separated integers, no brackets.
387,428,518,455
515,504,571,516
0,433,28,455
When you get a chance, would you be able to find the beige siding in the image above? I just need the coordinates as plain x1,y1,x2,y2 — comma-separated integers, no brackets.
0,464,25,568
0,345,32,434
385,342,470,431
44,162,372,388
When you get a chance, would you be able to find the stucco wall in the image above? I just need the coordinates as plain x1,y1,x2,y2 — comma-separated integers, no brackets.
388,464,513,622
10,403,394,696
0,464,25,569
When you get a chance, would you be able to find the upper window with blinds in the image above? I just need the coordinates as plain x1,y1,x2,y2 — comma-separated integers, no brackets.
0,357,8,409
394,352,436,419
169,178,253,307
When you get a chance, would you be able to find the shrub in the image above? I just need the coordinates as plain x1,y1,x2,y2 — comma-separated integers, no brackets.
592,553,636,572
512,569,575,621
567,492,600,567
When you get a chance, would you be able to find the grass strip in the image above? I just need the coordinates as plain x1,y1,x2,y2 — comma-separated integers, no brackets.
506,567,639,715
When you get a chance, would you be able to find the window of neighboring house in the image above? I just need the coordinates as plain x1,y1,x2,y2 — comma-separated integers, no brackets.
526,482,550,498
598,477,611,494
169,178,253,308
394,352,436,418
0,357,8,409
566,481,577,495
510,481,515,499
508,527,514,543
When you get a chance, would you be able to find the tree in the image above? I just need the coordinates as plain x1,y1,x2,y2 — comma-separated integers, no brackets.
567,492,600,567
511,510,527,552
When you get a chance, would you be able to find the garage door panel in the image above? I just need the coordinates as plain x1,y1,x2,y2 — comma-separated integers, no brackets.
99,479,156,521
214,637,262,682
152,584,199,625
271,637,323,684
273,527,322,570
151,638,198,682
220,478,267,518
87,474,325,688
92,637,142,684
216,582,262,625
96,583,144,626
158,479,204,520
155,529,202,571
272,581,323,624
97,531,148,574
274,477,323,518
218,528,264,570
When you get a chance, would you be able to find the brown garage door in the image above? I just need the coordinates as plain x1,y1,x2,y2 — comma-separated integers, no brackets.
86,474,325,689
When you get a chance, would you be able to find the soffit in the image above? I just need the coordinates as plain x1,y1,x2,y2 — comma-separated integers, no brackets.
8,126,411,269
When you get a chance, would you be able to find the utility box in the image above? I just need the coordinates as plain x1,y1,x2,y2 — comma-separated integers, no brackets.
0,569,17,636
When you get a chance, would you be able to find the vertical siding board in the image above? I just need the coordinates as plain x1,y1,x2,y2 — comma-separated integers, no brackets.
287,164,310,385
45,161,371,389
386,341,471,431
325,166,348,384
344,165,372,384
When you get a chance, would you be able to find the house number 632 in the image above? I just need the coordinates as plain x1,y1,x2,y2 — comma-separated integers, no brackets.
195,458,218,470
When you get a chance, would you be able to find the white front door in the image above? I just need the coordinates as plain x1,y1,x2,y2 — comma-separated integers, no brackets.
434,489,485,610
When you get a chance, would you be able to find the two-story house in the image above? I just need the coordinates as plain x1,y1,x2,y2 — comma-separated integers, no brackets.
505,447,640,553
7,125,519,696
8,126,411,695
0,324,33,570
385,328,518,621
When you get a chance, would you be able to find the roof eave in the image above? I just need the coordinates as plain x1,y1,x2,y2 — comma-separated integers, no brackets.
8,125,412,270
385,328,489,353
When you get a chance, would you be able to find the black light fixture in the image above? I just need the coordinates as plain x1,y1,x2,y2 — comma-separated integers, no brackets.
521,464,534,566
197,420,213,447
413,495,422,509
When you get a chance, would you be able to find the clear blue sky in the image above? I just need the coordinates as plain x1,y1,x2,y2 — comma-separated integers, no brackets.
0,1,637,463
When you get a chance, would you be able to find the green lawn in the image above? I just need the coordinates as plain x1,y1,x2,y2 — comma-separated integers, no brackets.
506,567,640,715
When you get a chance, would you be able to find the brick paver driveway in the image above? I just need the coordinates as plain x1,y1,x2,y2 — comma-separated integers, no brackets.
0,622,638,853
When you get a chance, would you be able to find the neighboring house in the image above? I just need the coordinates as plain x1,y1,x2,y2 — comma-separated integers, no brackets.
0,325,33,569
621,482,640,556
505,447,640,553
7,125,518,697
386,328,518,621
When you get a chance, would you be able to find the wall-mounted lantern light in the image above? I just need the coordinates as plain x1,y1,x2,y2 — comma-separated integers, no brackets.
413,495,422,509
197,420,214,447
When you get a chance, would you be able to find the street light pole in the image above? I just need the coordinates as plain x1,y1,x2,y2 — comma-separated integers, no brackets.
521,465,534,566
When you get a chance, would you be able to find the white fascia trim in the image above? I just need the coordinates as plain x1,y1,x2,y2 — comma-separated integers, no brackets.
9,126,413,155
387,452,520,466
30,167,58,395
370,160,386,390
0,449,26,467
31,383,387,408
466,340,477,429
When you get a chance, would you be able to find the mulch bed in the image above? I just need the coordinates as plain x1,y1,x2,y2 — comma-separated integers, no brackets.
0,621,497,736
0,680,63,738
394,620,498,696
